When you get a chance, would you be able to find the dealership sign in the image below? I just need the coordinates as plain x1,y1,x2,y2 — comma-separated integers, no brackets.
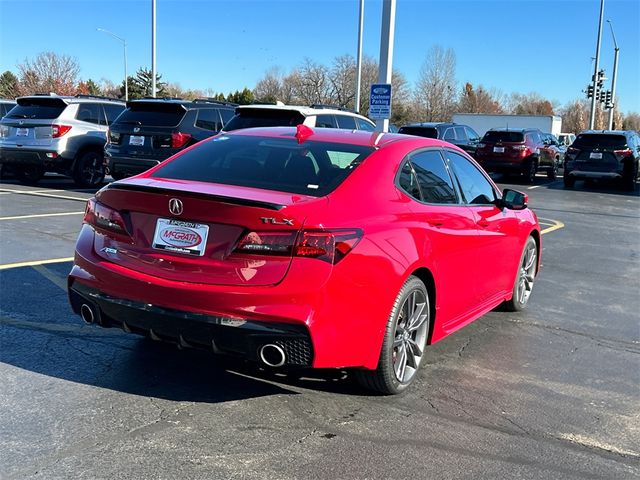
369,83,392,120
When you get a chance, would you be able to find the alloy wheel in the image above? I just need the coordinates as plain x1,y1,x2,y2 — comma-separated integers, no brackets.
517,241,537,305
392,289,429,383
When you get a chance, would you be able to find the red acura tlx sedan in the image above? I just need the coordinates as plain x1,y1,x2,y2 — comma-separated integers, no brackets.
68,125,541,394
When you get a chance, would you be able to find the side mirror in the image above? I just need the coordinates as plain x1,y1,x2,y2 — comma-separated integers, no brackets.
498,188,528,210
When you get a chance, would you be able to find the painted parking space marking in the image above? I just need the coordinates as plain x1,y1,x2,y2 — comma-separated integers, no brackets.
0,211,84,221
538,218,565,235
0,187,89,202
0,257,74,271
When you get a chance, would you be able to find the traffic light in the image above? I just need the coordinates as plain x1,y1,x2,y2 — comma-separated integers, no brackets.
587,85,594,98
605,90,613,108
597,69,606,88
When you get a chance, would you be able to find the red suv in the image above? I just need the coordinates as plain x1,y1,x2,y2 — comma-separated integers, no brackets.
475,128,552,183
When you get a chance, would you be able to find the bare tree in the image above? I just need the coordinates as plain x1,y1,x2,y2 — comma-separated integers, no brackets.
290,59,332,105
328,55,356,108
18,52,80,95
413,46,457,121
508,92,555,115
560,99,588,133
254,67,284,103
457,82,504,114
622,112,640,131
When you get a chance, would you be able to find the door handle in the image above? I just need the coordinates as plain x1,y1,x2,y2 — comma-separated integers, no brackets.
476,219,490,228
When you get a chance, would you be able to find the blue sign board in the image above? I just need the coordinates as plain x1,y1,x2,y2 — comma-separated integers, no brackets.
369,83,392,120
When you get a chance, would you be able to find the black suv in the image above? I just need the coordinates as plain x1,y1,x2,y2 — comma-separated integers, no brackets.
564,130,640,191
105,98,236,179
397,122,481,156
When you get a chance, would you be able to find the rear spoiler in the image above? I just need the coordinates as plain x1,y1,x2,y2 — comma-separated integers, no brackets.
106,183,285,211
16,96,68,108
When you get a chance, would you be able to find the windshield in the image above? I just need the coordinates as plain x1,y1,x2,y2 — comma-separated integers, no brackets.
573,134,627,149
223,109,305,131
151,134,374,196
115,102,186,127
482,131,524,143
398,126,438,139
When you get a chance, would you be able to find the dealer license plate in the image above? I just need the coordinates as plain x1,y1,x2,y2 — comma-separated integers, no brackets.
493,146,505,153
590,152,603,160
16,128,29,137
152,218,209,256
129,135,145,146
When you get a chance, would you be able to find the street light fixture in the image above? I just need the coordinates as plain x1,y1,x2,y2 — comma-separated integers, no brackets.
97,27,128,101
606,19,619,130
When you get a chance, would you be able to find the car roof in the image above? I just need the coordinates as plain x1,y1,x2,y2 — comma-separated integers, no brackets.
487,128,537,133
17,94,124,104
126,98,236,109
235,103,368,119
579,130,630,135
222,125,455,150
400,122,456,128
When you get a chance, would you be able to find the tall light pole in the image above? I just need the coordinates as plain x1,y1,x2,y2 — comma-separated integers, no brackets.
376,0,396,132
589,0,605,129
607,19,619,130
354,0,364,113
97,28,128,101
151,0,157,98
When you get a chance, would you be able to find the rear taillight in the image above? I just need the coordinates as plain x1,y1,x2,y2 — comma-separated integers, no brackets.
107,129,121,145
614,149,632,160
52,124,72,138
171,132,192,148
84,198,129,237
512,145,528,151
567,147,579,154
235,229,362,264
476,143,486,148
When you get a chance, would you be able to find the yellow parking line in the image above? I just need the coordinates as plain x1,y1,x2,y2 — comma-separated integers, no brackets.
0,257,74,270
0,188,89,202
0,211,84,221
32,264,68,291
540,219,565,235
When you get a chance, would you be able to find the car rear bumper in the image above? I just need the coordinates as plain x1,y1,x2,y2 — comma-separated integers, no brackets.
476,159,526,172
68,282,314,366
565,170,622,179
0,146,72,169
105,154,163,176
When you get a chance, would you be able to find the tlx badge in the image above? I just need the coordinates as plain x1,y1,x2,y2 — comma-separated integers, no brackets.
260,217,294,226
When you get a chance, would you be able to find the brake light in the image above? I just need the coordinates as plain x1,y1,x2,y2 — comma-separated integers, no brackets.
567,147,579,154
52,124,72,138
614,149,632,160
171,132,192,148
84,198,129,236
235,229,362,264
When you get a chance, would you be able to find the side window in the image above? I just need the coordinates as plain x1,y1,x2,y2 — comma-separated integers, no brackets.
454,126,467,141
442,128,456,141
103,104,124,126
219,108,234,124
398,161,421,201
410,150,457,204
195,108,223,132
465,126,479,142
336,114,356,130
446,150,497,205
315,114,338,128
355,118,375,132
76,103,105,125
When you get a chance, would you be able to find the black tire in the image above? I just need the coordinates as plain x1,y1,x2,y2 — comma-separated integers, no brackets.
563,174,575,189
73,150,105,188
503,236,537,312
16,165,44,185
110,171,126,181
547,162,558,180
354,276,430,395
523,159,537,184
622,165,637,192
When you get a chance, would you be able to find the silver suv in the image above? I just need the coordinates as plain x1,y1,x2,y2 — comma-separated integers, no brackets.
0,94,125,186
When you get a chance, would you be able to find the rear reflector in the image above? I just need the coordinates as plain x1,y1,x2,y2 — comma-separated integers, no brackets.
235,229,362,264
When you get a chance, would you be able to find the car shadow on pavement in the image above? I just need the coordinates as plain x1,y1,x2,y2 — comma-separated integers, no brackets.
546,178,640,197
0,263,366,402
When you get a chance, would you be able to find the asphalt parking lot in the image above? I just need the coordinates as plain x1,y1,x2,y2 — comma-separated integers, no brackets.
1,174,638,479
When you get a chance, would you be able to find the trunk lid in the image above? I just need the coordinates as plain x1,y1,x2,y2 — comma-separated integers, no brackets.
93,178,324,286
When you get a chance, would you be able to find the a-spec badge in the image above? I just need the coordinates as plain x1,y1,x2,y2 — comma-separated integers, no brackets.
169,198,183,216
260,217,294,226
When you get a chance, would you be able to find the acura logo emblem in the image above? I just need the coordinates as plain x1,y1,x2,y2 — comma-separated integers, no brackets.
169,198,183,216
133,127,140,133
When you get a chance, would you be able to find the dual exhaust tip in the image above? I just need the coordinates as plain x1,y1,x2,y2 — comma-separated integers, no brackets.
81,303,287,368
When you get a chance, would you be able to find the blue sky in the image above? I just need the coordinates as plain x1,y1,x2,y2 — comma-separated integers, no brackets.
1,0,638,114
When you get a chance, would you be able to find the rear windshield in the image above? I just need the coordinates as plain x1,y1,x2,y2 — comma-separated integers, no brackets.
223,109,305,131
482,131,524,143
6,98,66,119
151,134,374,196
115,102,186,127
398,126,438,139
573,134,627,149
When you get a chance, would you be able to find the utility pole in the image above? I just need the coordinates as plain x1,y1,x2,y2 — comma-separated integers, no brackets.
375,0,396,132
151,0,157,98
97,28,128,101
607,20,619,130
589,0,605,129
354,0,364,113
